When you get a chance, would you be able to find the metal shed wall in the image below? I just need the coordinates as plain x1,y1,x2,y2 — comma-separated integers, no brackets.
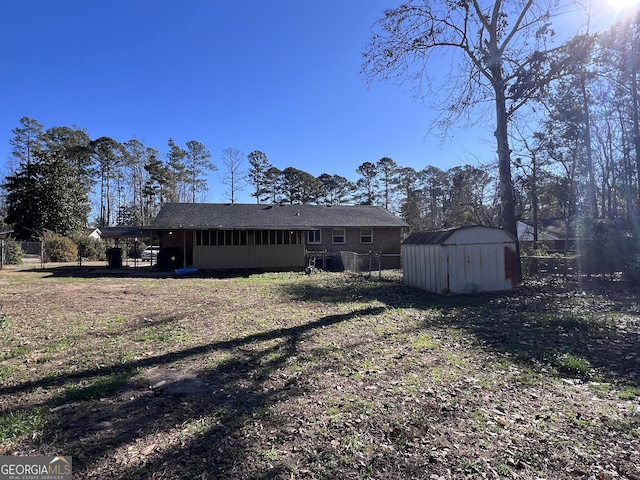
402,226,518,294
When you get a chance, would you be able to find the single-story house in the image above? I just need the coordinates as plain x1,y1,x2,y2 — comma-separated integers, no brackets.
148,203,409,271
517,219,572,252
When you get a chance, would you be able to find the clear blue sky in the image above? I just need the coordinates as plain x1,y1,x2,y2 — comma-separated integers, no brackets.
0,1,632,204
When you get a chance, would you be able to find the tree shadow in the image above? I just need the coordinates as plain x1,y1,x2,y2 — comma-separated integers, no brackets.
1,306,386,478
282,276,640,386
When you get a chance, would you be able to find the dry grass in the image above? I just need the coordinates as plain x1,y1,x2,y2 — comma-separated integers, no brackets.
0,266,639,479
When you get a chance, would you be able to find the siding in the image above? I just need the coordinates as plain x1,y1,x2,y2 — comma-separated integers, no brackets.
194,244,306,270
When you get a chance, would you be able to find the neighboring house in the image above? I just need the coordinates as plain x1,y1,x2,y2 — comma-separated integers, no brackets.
149,203,409,271
84,227,102,241
516,220,563,242
517,219,572,252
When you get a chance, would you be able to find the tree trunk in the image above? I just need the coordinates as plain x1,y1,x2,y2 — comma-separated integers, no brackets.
580,72,598,218
492,80,517,238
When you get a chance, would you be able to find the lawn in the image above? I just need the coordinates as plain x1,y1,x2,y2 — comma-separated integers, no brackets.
0,267,639,479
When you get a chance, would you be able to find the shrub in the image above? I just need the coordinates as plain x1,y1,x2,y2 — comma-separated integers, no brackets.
43,235,77,263
128,241,146,259
74,236,105,261
2,240,23,265
627,255,640,285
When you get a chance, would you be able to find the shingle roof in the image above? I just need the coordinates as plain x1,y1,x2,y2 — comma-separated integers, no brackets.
403,226,516,245
100,226,150,238
402,230,457,245
150,203,409,230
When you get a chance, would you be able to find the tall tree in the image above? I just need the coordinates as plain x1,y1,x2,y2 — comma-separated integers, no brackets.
362,0,588,239
4,149,89,239
317,173,356,205
143,149,170,221
246,150,271,203
263,167,283,204
355,161,379,205
166,138,187,202
9,117,44,170
185,140,215,203
90,136,125,227
420,166,449,230
280,167,320,204
376,157,398,210
220,147,245,204
395,166,425,232
122,139,151,224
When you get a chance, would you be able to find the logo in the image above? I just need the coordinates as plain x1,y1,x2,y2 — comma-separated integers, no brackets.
0,456,72,480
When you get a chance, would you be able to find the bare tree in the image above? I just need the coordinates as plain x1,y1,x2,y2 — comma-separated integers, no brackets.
220,147,245,204
362,0,588,239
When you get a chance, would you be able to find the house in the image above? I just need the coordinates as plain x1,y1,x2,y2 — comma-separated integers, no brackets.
517,219,571,252
516,220,563,242
402,225,519,294
148,203,409,271
84,227,102,241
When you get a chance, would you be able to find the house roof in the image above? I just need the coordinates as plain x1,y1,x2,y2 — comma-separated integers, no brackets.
100,226,150,239
403,226,516,245
516,220,563,241
150,203,409,230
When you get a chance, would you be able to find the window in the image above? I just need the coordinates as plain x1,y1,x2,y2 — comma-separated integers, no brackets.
360,229,373,243
198,229,301,246
308,230,321,244
332,228,345,244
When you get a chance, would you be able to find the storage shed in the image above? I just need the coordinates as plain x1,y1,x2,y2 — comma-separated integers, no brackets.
402,226,519,294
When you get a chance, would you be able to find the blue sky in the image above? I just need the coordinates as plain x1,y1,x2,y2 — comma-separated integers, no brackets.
0,1,633,204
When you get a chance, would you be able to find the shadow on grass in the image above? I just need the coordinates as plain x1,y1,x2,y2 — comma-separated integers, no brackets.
20,265,273,280
1,306,386,478
282,276,640,387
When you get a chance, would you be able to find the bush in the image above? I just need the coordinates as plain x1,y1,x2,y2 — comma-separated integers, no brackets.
74,236,105,261
43,235,77,263
626,255,640,285
128,241,145,259
2,240,23,265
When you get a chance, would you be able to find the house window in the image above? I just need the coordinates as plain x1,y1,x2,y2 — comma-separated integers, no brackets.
360,229,373,244
200,229,301,246
196,230,211,246
332,228,345,244
308,230,321,244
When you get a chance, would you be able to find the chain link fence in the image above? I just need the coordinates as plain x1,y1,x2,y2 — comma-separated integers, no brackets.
339,251,402,280
0,240,45,268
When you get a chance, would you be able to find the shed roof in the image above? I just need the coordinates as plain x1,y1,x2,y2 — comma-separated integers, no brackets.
150,203,409,230
403,226,516,245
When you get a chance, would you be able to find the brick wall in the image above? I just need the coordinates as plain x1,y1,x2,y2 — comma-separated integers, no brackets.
309,227,402,254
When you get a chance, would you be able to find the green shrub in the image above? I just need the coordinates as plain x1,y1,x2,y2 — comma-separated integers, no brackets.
128,242,145,259
43,235,77,262
2,240,23,265
74,236,105,261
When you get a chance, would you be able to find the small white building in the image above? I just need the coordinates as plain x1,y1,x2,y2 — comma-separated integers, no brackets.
402,226,519,294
